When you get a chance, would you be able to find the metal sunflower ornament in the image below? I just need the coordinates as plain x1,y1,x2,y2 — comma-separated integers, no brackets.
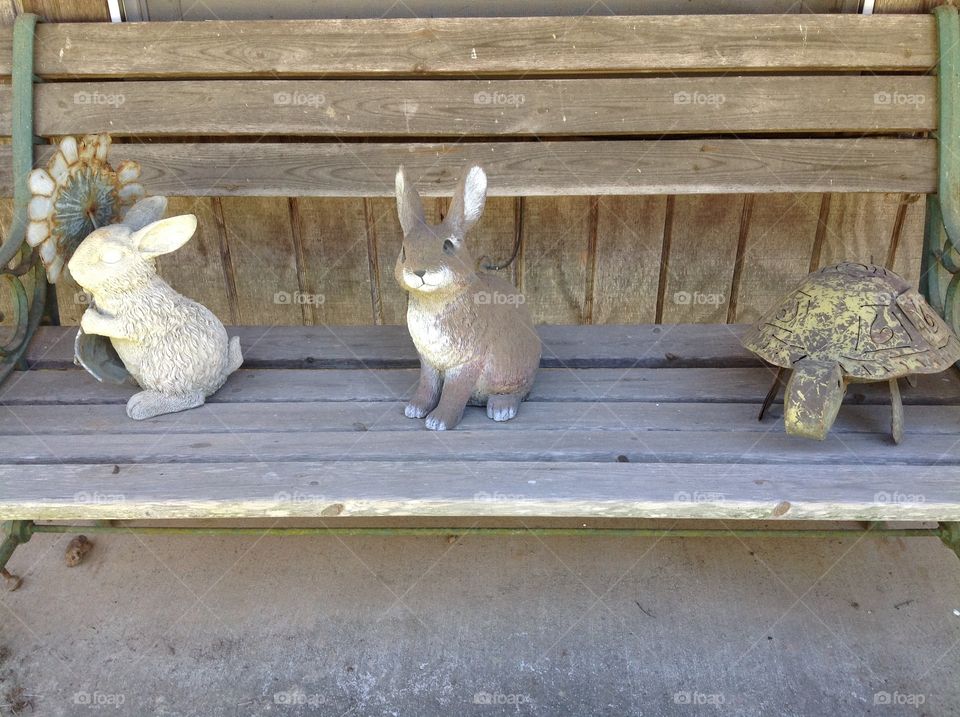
26,134,145,282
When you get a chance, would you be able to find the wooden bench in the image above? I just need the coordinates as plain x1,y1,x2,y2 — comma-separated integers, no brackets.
2,10,960,585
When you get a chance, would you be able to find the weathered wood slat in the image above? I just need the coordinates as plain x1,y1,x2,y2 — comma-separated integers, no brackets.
5,426,960,466
3,367,957,406
1,461,956,522
22,324,765,369
17,76,937,138
0,140,935,198
2,401,956,437
0,15,935,79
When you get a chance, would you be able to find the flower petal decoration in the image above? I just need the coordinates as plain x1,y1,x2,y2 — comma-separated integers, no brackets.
27,134,146,283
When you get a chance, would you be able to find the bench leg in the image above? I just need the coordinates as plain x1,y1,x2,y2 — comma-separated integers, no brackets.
0,521,33,591
758,367,787,421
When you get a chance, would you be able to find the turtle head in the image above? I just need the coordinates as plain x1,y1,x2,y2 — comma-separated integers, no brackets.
784,360,846,440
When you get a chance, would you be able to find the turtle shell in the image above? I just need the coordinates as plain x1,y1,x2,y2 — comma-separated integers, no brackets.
741,262,960,379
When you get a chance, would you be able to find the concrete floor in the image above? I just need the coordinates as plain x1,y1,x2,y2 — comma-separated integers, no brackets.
1,524,958,716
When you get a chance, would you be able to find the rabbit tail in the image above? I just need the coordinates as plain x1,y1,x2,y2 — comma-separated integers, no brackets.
227,336,243,373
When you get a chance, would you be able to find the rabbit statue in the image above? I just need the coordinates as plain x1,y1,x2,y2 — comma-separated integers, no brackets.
68,196,243,420
395,165,541,430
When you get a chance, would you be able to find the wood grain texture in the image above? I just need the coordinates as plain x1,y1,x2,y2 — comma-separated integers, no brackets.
732,194,822,324
22,324,766,370
21,76,938,138
8,425,960,466
295,198,374,325
0,15,936,79
887,193,926,287
4,400,958,437
0,141,936,198
17,0,108,22
522,196,592,324
592,196,667,324
8,322,959,522
154,197,235,326
660,194,745,323
816,192,905,271
217,197,302,325
2,460,959,522
468,197,519,286
7,366,958,406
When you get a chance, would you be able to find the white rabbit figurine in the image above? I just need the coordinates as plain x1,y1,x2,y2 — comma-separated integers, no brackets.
395,165,541,430
68,196,243,420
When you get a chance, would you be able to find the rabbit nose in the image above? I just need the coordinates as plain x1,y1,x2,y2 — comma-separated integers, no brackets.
413,270,426,278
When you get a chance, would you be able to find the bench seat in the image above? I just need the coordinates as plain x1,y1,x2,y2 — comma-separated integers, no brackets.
2,325,959,523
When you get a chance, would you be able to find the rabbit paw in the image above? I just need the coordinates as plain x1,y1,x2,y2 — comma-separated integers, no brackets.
486,394,523,422
127,390,204,420
404,399,435,419
424,407,462,431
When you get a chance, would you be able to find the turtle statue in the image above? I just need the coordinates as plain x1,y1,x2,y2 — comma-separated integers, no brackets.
741,262,960,443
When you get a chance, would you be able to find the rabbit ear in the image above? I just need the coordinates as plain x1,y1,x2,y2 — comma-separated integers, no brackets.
121,196,168,231
445,165,486,241
395,165,425,237
130,214,198,259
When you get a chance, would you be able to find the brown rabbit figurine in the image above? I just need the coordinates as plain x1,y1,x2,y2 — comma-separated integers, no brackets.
395,165,541,430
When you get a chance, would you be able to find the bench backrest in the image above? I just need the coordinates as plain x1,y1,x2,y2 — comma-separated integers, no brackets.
0,14,937,326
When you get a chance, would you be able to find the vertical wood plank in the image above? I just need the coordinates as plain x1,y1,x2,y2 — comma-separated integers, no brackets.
521,196,592,324
469,196,520,287
817,193,904,270
218,196,301,325
154,197,234,325
733,194,822,324
592,195,667,324
660,194,744,324
55,266,84,325
296,197,374,325
888,194,926,289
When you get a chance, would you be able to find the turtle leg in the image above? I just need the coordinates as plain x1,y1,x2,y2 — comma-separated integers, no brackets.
759,367,787,421
890,378,904,445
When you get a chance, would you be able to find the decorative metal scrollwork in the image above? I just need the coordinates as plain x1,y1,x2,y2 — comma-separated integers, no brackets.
0,13,44,386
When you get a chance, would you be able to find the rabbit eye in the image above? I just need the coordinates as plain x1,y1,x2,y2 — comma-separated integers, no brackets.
443,239,456,254
101,247,124,264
